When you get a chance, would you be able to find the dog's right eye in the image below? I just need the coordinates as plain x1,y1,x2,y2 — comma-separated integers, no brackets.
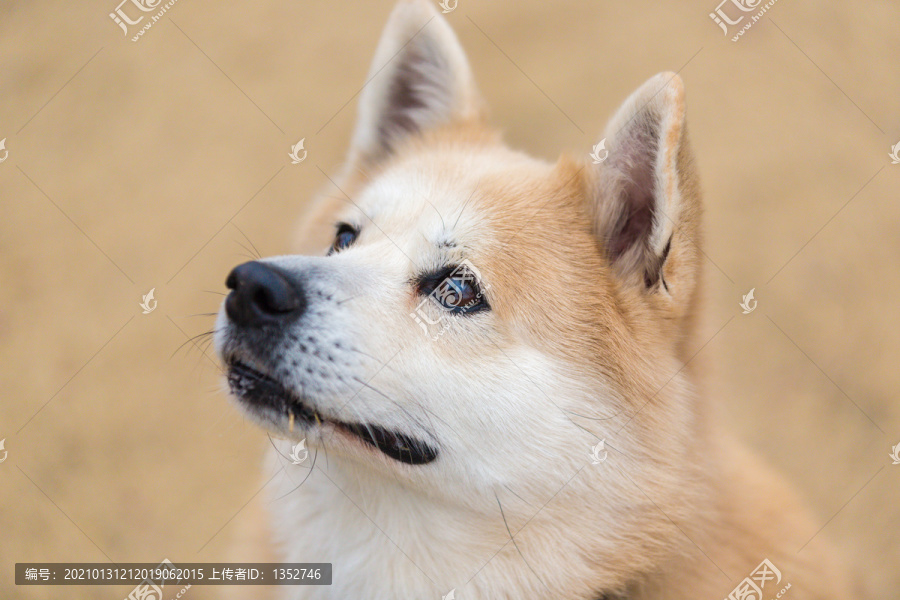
329,223,359,255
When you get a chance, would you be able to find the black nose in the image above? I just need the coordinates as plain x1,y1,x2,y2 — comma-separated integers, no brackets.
225,261,305,327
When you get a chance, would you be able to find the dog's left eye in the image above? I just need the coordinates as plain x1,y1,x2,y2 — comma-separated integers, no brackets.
419,264,489,314
329,223,359,254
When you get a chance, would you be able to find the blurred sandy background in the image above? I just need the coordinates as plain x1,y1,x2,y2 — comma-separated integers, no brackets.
1,0,898,598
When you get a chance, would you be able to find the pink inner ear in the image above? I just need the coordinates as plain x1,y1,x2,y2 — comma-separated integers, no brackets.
380,36,446,150
378,35,453,151
606,120,659,263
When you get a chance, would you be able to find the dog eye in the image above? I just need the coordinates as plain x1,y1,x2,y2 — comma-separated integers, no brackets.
329,223,359,254
420,264,489,314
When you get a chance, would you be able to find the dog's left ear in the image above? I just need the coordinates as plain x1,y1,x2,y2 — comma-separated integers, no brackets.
589,73,702,317
347,0,483,165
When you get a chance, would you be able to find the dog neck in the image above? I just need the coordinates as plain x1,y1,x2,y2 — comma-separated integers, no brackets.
269,444,673,599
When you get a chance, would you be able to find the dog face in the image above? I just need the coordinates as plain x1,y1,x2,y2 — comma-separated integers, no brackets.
215,0,702,516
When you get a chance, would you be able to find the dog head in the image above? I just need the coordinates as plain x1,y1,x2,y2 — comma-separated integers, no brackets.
215,0,703,518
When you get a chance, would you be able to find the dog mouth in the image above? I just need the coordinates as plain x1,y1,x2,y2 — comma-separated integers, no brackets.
226,360,437,465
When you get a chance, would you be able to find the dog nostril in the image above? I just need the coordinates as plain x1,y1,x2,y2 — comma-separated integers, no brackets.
225,270,238,291
252,289,269,311
253,287,295,315
224,261,305,326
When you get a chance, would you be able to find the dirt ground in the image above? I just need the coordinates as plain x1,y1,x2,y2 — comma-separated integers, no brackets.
1,0,898,598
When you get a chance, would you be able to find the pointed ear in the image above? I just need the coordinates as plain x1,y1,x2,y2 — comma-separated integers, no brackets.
590,73,702,311
348,0,483,164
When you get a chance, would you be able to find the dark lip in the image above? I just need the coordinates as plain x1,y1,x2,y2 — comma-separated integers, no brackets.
227,361,317,422
226,360,437,466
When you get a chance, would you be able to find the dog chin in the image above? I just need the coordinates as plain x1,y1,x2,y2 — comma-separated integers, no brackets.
224,359,439,466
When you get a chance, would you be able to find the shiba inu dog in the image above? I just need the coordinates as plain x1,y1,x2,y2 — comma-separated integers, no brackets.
215,1,859,598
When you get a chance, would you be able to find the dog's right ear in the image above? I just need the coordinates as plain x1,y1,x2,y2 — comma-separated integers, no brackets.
347,0,483,165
